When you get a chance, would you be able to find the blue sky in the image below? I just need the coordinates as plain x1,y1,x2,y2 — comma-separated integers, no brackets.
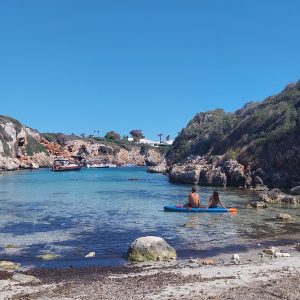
0,1,300,141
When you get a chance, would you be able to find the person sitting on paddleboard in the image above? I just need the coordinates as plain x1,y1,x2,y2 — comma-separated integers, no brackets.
183,187,205,208
207,190,225,208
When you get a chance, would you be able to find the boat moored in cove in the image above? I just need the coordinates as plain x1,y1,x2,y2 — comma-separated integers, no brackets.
52,159,81,172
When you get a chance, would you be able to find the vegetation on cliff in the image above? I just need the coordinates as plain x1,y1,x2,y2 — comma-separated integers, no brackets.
167,80,300,187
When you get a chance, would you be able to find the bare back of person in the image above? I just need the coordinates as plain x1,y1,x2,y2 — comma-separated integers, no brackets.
188,192,200,207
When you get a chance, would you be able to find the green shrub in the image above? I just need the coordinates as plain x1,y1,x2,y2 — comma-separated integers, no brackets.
26,136,49,156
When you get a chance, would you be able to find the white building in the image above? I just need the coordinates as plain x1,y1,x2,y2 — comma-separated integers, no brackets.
128,137,174,146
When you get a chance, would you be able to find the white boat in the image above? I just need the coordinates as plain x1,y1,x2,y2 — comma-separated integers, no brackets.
87,163,109,168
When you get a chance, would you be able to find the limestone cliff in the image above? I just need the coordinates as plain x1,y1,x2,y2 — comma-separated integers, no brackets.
0,116,163,170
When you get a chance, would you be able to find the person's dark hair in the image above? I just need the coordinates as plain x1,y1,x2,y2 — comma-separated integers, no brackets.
192,187,197,193
213,190,219,202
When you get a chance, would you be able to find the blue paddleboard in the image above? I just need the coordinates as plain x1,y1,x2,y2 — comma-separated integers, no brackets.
163,204,237,213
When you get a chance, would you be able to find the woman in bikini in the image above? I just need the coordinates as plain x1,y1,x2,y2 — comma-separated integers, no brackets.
207,190,225,208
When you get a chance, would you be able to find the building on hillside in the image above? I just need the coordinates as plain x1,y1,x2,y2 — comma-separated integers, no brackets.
128,137,174,146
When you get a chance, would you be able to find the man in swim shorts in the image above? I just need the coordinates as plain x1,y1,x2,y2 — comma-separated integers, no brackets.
184,187,205,208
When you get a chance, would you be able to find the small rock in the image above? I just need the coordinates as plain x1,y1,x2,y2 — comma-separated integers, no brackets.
231,254,240,264
250,201,268,209
202,259,215,265
0,261,20,270
276,213,295,221
254,185,268,192
85,252,96,258
274,252,291,258
290,186,300,195
188,258,198,263
280,195,298,205
263,247,279,256
38,253,61,261
12,273,41,284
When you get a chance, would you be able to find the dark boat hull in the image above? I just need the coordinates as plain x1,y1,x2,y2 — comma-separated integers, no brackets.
52,166,82,172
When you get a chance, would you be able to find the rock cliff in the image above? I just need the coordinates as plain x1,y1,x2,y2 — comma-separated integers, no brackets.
166,80,300,188
0,116,163,171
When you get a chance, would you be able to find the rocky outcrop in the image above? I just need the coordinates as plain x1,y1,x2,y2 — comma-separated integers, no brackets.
0,157,20,171
166,80,300,189
168,156,246,187
169,165,201,184
199,167,227,186
147,160,169,173
127,236,176,262
258,188,300,205
258,188,284,203
0,115,51,170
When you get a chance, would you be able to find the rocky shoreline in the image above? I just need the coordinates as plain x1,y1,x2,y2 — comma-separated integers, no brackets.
1,242,299,299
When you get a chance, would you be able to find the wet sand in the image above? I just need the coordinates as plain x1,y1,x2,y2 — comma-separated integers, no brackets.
1,244,299,300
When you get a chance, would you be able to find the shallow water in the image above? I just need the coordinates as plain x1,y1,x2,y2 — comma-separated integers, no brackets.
0,167,299,268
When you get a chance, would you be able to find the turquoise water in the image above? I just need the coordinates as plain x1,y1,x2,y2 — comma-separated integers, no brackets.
0,167,299,268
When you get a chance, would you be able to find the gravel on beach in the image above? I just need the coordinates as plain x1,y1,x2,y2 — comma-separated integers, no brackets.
1,249,299,300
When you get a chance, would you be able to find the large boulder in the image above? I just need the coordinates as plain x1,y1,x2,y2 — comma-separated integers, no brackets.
144,148,163,166
169,165,201,184
290,186,300,195
0,156,19,171
199,167,227,186
228,167,245,186
147,160,168,174
127,236,176,262
222,160,244,186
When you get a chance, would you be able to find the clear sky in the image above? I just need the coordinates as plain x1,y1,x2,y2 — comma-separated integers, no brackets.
0,1,300,141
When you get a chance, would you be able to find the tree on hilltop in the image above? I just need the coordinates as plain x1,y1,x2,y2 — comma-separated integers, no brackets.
105,131,121,141
129,130,144,142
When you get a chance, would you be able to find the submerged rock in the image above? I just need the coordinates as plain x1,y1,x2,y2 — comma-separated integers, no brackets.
127,236,176,262
0,261,20,270
38,253,62,261
276,213,295,221
4,244,19,249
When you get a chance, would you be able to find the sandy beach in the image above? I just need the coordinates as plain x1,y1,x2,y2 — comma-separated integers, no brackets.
1,243,299,300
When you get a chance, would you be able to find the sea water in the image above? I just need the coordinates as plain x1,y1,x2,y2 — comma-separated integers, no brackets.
0,167,299,268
